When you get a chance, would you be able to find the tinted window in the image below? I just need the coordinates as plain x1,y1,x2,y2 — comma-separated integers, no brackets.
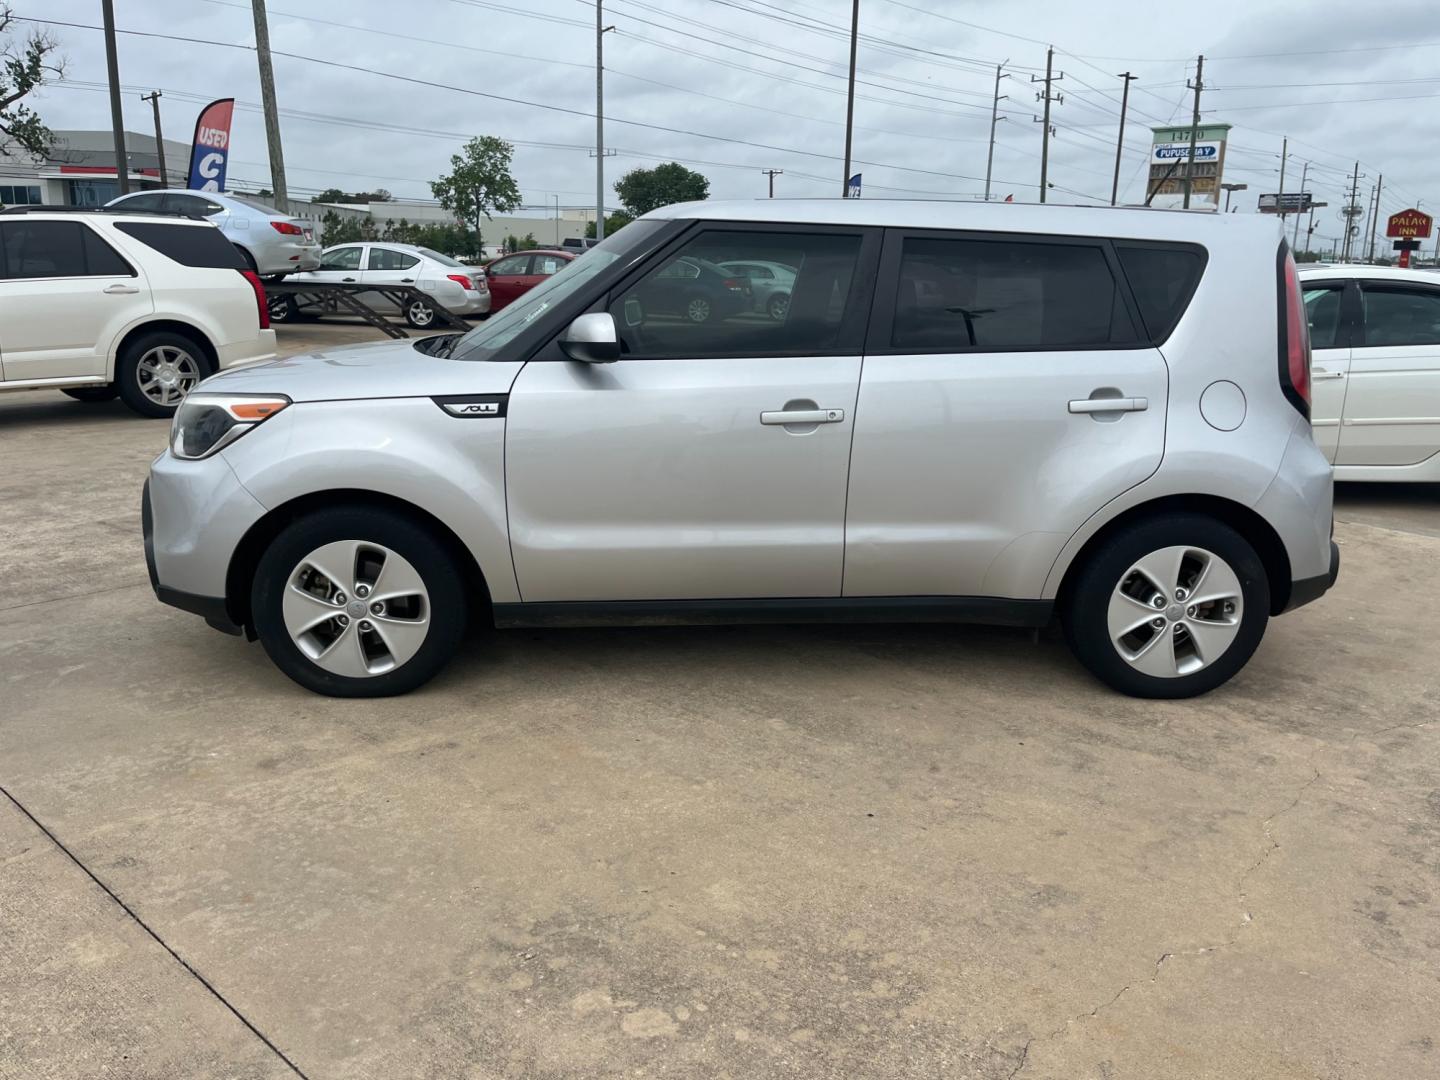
368,247,420,271
491,255,531,276
1361,286,1440,347
610,230,862,358
113,192,167,213
1304,285,1345,350
165,193,225,217
416,246,462,267
1115,243,1206,342
320,246,362,271
81,226,135,276
0,221,88,277
0,184,42,205
534,254,567,276
113,222,246,268
892,236,1130,351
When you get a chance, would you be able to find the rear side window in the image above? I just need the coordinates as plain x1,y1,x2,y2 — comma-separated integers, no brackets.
0,220,135,278
368,247,420,271
1360,285,1440,347
1115,243,1206,342
891,236,1131,351
114,222,246,268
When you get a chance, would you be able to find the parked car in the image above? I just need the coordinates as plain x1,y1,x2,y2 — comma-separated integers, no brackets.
1301,264,1440,480
287,242,489,328
0,206,275,417
105,189,321,278
631,254,752,323
144,199,1337,699
483,249,576,312
719,259,797,320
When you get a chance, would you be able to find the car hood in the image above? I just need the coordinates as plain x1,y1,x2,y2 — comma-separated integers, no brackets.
203,338,524,402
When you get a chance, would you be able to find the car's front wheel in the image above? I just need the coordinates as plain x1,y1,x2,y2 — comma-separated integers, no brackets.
251,508,468,697
116,332,210,418
1064,513,1270,698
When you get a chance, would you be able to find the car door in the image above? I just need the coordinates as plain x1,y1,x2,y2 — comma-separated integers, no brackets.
505,225,878,602
486,254,533,311
362,245,422,312
1304,278,1353,462
1336,279,1440,467
0,219,150,382
844,230,1170,599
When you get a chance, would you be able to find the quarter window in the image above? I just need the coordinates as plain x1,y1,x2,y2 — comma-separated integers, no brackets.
367,247,421,271
891,236,1132,351
1303,285,1345,350
610,230,863,358
320,246,362,271
1360,286,1440,347
1115,243,1206,342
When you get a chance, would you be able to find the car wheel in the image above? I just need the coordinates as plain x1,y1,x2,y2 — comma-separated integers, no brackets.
116,332,210,419
268,294,298,322
686,296,712,323
1064,513,1269,699
251,508,468,697
405,299,438,328
767,293,791,321
62,385,119,403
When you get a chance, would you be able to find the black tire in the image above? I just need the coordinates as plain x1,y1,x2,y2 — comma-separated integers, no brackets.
405,298,438,329
115,330,212,419
251,507,468,697
767,292,790,321
234,245,259,274
62,385,119,403
268,293,298,322
1063,513,1270,699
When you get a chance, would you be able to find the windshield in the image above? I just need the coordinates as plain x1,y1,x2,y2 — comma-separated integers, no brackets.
418,246,463,267
445,219,667,361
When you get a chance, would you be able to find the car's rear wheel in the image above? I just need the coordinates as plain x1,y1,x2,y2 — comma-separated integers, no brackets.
235,245,258,274
767,293,790,321
62,385,119,403
116,332,210,419
268,294,298,322
1064,513,1270,698
251,508,468,697
405,298,438,328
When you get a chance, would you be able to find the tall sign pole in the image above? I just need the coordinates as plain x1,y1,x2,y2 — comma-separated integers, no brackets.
841,0,860,197
1110,72,1136,206
101,0,130,196
595,0,607,238
251,0,289,211
1182,54,1204,209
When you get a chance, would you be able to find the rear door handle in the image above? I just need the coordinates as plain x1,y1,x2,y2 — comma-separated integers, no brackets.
103,283,139,294
342,277,357,283
760,408,844,425
1312,371,1346,380
1068,397,1148,414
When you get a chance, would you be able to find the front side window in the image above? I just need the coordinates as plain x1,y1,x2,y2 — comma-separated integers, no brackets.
1304,285,1345,350
610,230,863,358
368,247,420,271
1360,286,1440,347
891,236,1130,352
320,246,362,271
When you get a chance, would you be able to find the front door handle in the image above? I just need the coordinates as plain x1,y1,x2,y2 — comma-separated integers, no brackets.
342,276,357,283
401,277,414,283
103,283,139,294
760,408,845,425
1068,396,1148,414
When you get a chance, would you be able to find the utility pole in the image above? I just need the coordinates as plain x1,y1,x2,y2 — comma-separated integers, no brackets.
1182,54,1204,209
595,1,610,238
1341,161,1363,262
1366,174,1383,262
101,0,130,196
762,169,783,198
985,61,1009,202
1276,136,1287,232
553,194,560,247
141,91,167,186
251,0,289,211
1031,47,1063,203
841,0,860,196
1292,160,1308,251
1110,71,1137,206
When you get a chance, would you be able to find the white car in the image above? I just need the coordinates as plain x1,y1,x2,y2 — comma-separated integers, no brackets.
719,259,797,320
1301,264,1440,480
106,189,322,278
0,207,276,417
287,242,490,328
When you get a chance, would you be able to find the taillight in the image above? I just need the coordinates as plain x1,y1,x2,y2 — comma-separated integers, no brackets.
1278,245,1310,419
722,277,747,292
240,269,270,330
269,220,304,235
447,273,474,291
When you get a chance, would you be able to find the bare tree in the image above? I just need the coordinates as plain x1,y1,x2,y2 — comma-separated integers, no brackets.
0,6,64,159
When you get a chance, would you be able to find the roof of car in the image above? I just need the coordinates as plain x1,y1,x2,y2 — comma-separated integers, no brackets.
642,198,1286,244
1298,264,1440,281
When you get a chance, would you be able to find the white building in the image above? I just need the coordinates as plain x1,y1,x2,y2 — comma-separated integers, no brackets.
302,198,600,255
0,129,190,207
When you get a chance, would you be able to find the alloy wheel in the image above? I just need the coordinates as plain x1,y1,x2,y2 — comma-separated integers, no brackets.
408,301,436,326
136,345,201,407
686,297,712,322
1106,545,1244,678
281,540,430,678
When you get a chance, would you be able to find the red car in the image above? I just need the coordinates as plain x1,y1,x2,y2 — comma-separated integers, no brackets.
483,249,578,312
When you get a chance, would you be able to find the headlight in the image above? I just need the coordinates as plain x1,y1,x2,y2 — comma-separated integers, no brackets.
170,394,290,460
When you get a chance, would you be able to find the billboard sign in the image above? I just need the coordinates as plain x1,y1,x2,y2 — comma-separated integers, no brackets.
1258,192,1314,214
1386,208,1434,239
1147,124,1232,211
1151,141,1220,164
187,98,235,192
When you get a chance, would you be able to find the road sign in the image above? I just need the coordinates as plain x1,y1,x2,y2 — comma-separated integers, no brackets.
1258,192,1313,214
1386,208,1434,239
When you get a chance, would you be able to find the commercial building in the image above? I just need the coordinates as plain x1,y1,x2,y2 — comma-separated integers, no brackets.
0,129,190,207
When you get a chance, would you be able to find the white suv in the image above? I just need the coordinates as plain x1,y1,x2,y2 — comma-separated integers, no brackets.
0,207,276,418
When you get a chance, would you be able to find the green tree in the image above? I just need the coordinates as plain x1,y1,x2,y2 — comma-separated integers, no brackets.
314,187,348,204
613,163,708,216
429,136,521,247
585,210,635,239
0,6,63,159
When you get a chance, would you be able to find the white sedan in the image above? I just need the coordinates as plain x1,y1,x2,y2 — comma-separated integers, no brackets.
286,242,490,328
1301,264,1440,481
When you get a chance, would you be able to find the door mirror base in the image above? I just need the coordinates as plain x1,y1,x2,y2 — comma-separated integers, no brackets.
559,312,622,364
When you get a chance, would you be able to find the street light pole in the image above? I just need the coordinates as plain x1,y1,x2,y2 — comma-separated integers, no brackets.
841,0,860,196
595,0,608,239
1110,71,1137,206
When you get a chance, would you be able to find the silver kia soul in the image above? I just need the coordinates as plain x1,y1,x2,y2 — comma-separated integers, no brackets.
143,200,1338,699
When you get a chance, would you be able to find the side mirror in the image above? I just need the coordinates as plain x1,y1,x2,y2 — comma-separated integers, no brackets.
559,312,621,364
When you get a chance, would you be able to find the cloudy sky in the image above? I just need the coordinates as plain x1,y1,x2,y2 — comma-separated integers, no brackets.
18,0,1440,249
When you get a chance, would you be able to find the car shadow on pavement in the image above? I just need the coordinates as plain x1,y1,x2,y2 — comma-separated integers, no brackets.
0,394,166,428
